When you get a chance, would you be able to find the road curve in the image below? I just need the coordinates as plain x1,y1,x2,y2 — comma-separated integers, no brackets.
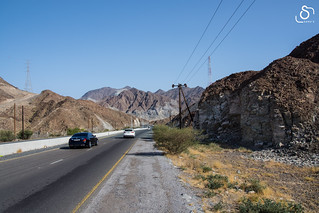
0,130,148,213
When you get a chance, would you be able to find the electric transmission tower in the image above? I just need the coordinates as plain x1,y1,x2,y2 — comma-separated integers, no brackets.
25,60,33,92
208,56,212,86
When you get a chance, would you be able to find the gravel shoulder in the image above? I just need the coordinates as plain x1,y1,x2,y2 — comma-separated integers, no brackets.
81,131,203,213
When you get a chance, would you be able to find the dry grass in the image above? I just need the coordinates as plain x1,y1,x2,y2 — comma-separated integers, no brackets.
167,143,318,212
16,148,22,153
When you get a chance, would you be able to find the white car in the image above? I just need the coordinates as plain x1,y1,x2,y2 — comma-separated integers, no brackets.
123,129,135,138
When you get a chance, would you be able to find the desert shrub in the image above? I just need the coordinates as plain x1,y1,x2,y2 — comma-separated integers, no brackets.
201,165,212,173
17,130,33,140
213,201,223,211
240,179,266,194
67,127,86,135
238,198,304,213
153,125,198,154
0,130,15,142
206,174,229,190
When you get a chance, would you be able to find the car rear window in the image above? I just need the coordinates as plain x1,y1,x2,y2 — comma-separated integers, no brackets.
72,133,88,137
125,129,133,132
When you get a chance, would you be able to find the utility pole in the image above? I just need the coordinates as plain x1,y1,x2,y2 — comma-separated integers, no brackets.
91,118,94,133
14,103,16,136
172,83,193,129
172,84,185,129
180,86,193,123
22,106,24,139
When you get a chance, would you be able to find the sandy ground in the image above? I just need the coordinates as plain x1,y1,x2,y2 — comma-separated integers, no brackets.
81,132,203,213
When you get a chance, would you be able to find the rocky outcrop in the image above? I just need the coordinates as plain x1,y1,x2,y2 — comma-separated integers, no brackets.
194,34,319,152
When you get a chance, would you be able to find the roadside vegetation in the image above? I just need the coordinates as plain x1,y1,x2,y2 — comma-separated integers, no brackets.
0,130,15,142
153,125,199,154
17,130,33,140
67,127,87,135
153,125,318,212
0,129,34,141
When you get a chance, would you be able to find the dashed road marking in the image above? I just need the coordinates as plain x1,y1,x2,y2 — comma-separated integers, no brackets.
50,159,63,165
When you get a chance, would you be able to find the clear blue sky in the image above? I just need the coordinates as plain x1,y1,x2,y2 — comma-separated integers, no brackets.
1,0,318,99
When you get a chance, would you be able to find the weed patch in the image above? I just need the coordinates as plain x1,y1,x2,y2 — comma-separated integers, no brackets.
238,198,304,213
240,179,266,194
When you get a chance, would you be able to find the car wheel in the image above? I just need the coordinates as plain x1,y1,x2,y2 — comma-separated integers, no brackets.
95,140,98,146
69,146,73,149
87,141,92,148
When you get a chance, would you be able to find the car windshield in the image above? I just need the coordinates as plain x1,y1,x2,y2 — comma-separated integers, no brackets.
72,133,88,137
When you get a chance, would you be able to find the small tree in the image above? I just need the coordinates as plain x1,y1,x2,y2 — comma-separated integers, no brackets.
17,130,33,140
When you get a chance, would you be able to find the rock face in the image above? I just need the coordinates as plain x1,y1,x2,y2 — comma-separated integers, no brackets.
194,34,319,152
100,88,179,121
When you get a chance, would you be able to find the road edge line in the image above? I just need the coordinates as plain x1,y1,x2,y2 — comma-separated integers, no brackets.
71,140,137,213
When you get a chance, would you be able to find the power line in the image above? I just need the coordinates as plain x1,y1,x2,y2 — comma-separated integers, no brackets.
174,0,223,83
183,0,245,83
187,0,257,83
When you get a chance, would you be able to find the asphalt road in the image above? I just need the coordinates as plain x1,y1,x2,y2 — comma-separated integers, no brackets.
0,129,148,213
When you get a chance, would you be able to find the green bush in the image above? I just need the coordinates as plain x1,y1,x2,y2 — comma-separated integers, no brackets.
238,198,304,213
17,130,33,140
201,165,212,173
240,179,266,194
153,125,198,154
0,130,15,142
67,127,86,135
206,174,229,190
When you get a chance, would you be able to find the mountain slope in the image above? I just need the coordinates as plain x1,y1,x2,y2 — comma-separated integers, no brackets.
0,79,139,136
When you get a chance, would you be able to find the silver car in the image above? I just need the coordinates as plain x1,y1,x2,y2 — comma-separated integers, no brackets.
123,129,135,138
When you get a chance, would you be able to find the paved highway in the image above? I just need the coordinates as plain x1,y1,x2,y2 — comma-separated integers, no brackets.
0,129,148,213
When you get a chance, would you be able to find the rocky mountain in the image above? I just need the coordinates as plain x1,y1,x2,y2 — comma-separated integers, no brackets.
82,85,203,121
100,88,179,121
194,33,319,153
155,86,204,108
81,86,131,102
0,79,140,137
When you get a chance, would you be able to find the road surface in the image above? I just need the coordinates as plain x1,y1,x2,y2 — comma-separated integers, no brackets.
0,130,147,213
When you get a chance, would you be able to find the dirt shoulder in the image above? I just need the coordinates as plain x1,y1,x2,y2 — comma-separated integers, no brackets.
80,132,203,213
167,144,319,212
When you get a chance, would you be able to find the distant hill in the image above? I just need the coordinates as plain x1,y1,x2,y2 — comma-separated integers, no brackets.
100,88,179,121
81,86,131,102
0,79,139,137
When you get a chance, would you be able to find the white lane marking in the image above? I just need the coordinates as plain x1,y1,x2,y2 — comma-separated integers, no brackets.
87,149,92,151
50,159,63,165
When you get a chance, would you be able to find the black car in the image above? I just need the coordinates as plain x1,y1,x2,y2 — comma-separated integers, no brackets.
69,132,98,149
